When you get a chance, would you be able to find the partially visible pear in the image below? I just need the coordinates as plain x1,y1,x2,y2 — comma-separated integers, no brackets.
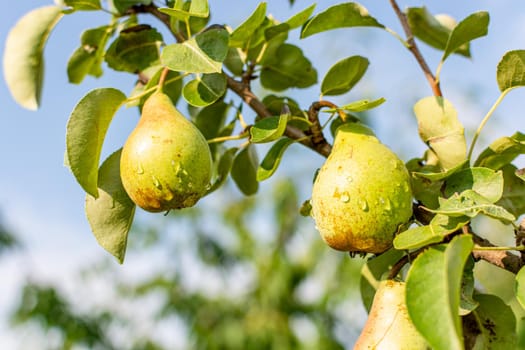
120,92,212,212
354,280,429,350
311,123,412,254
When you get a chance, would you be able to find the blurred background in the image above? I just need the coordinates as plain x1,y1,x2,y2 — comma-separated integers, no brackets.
2,1,525,349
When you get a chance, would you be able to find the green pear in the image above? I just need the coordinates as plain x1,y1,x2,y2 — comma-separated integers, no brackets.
120,92,212,212
354,280,429,350
310,123,412,253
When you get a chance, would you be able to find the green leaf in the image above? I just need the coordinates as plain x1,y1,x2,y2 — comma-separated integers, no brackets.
64,0,102,11
394,214,470,250
407,7,469,57
67,25,113,83
108,0,152,14
223,48,244,76
460,258,478,316
207,147,238,194
325,98,385,113
300,3,384,39
444,167,504,203
250,115,288,144
256,138,295,181
260,44,317,91
497,50,525,92
3,5,64,110
516,267,525,310
262,95,304,119
475,132,525,170
127,65,182,108
193,101,229,141
442,11,489,61
66,88,126,198
105,26,163,73
85,149,135,263
359,249,404,312
229,2,267,48
285,4,316,29
412,160,468,182
497,164,525,217
158,0,209,20
472,294,517,348
162,28,229,74
406,234,473,350
431,190,515,223
231,145,259,195
414,96,467,170
321,56,369,96
183,73,226,107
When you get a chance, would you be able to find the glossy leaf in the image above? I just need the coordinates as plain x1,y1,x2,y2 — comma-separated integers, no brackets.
325,98,385,113
300,3,383,39
406,234,473,350
105,26,163,73
321,56,369,96
159,0,209,20
444,167,503,203
260,44,317,91
231,145,259,195
250,115,288,144
3,5,64,110
64,0,102,11
407,7,469,57
207,148,238,194
229,2,267,48
85,149,135,263
472,294,517,348
442,12,488,61
285,4,316,29
497,50,525,92
257,138,295,181
162,28,229,74
359,249,404,312
414,96,467,170
66,88,126,197
183,73,227,107
67,25,113,83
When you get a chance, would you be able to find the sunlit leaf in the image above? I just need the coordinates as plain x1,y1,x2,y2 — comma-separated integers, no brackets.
285,4,316,29
475,132,525,170
257,138,295,181
105,25,163,73
472,294,517,348
229,2,267,48
183,73,227,107
66,88,126,197
158,0,209,19
86,149,135,263
67,25,113,83
325,98,385,113
162,28,229,73
497,50,525,92
231,145,259,195
406,234,473,350
444,167,503,203
442,11,489,61
414,96,467,170
64,0,102,11
321,56,369,96
250,115,288,144
3,5,64,110
301,3,383,38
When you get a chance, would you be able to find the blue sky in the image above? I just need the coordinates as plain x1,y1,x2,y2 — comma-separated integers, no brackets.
2,0,525,347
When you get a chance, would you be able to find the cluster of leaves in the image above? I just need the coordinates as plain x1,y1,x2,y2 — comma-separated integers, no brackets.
11,180,361,349
6,0,525,348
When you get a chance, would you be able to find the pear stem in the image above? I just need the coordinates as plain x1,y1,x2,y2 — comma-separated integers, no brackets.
207,132,249,144
157,67,170,92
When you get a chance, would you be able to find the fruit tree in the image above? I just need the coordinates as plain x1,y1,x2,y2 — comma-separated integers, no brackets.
4,0,525,348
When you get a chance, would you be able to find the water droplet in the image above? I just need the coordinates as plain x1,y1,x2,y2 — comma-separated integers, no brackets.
187,182,193,189
136,162,144,175
359,199,369,211
152,176,162,189
384,199,392,212
379,197,385,205
340,192,350,203
346,176,353,183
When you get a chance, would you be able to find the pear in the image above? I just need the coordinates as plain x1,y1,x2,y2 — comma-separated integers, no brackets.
354,280,429,350
120,92,212,212
311,123,412,253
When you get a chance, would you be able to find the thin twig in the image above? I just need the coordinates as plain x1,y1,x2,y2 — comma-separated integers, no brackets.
388,0,442,97
471,234,523,274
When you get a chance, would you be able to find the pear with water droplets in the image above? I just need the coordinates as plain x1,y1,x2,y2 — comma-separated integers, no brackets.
354,280,429,349
120,92,212,212
310,123,412,254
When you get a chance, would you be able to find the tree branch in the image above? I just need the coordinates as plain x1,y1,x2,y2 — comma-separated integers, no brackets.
471,234,524,274
388,0,442,97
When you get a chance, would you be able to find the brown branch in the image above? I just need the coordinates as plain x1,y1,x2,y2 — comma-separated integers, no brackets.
471,234,524,274
388,0,442,97
129,4,185,42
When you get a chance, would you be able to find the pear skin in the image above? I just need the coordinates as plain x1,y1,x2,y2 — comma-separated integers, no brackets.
311,123,412,254
120,92,212,212
354,280,429,350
